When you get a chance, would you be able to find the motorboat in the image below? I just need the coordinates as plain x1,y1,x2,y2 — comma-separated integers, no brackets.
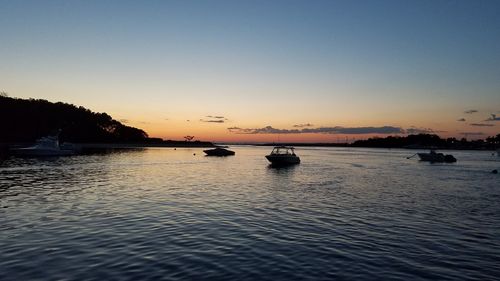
203,147,235,156
417,150,456,163
265,146,300,165
10,135,75,156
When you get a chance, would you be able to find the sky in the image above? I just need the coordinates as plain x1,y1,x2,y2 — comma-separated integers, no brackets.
1,0,499,142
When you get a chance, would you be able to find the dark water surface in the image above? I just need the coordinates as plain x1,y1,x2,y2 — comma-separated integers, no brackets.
1,146,499,280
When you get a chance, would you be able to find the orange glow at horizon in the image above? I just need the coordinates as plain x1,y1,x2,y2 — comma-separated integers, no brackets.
137,121,497,143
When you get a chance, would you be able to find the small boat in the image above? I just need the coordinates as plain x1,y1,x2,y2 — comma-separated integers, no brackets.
203,147,235,156
417,150,456,163
10,135,75,157
265,146,300,165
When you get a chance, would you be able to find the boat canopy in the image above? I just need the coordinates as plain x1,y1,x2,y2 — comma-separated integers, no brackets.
270,146,296,155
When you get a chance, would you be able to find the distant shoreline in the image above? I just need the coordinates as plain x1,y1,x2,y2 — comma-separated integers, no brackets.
0,142,215,155
1,141,497,155
2,142,214,148
76,142,215,149
220,142,498,151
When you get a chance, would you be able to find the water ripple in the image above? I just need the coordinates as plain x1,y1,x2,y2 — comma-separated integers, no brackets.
0,147,499,280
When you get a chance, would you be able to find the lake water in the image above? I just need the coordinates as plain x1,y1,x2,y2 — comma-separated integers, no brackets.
1,146,499,280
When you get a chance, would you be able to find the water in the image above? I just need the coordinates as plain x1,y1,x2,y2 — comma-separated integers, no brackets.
1,146,499,280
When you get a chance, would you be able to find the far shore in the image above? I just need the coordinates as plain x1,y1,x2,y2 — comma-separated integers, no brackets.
1,141,498,155
1,141,215,152
220,142,499,151
76,142,215,149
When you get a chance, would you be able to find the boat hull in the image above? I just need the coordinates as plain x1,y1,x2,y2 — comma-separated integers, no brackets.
265,155,300,165
417,153,456,163
203,148,235,156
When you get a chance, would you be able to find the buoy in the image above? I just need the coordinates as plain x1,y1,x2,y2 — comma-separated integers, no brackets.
492,169,498,174
193,153,196,156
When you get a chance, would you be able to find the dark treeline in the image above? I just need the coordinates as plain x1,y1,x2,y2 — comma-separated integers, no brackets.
257,133,499,150
0,95,148,143
352,134,500,150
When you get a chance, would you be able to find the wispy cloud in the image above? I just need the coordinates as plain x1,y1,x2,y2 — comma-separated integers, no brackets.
464,109,478,114
404,127,436,134
200,119,225,123
227,126,299,134
293,123,314,128
470,123,494,127
457,118,466,122
485,114,500,121
460,132,485,136
228,125,404,135
201,115,227,123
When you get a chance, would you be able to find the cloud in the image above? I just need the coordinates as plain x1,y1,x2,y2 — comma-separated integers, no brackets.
201,115,227,123
228,125,404,135
470,123,494,127
485,114,500,121
404,127,435,134
200,119,225,123
457,118,466,122
460,132,485,136
464,110,478,114
228,126,300,134
293,123,314,128
119,119,129,124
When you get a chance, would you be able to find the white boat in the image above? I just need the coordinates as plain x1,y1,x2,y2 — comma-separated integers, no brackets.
265,146,300,165
10,135,75,156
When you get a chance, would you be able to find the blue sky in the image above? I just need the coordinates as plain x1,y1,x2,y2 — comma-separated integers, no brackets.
1,0,499,141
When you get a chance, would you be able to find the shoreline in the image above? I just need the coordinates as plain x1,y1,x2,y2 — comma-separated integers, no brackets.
2,142,497,153
0,142,215,155
76,142,215,149
222,143,498,151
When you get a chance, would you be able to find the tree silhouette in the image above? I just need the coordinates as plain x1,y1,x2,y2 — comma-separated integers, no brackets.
0,95,148,143
352,133,499,150
183,135,195,142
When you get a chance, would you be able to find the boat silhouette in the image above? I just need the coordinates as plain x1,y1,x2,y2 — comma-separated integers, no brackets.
265,146,300,166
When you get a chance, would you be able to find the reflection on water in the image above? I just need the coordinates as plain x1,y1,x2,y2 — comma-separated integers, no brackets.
0,146,499,280
267,163,298,172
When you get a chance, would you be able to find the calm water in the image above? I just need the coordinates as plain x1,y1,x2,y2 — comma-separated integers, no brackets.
1,146,499,280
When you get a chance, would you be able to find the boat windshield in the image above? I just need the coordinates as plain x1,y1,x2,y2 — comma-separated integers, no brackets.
271,147,295,155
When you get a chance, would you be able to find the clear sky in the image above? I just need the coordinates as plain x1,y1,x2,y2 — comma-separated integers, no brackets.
1,0,499,142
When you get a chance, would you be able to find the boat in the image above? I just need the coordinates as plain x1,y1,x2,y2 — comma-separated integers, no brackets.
9,135,76,156
417,150,456,163
265,146,300,165
203,147,235,156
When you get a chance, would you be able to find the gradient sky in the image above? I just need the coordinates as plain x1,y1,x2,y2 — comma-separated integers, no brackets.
1,0,499,142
